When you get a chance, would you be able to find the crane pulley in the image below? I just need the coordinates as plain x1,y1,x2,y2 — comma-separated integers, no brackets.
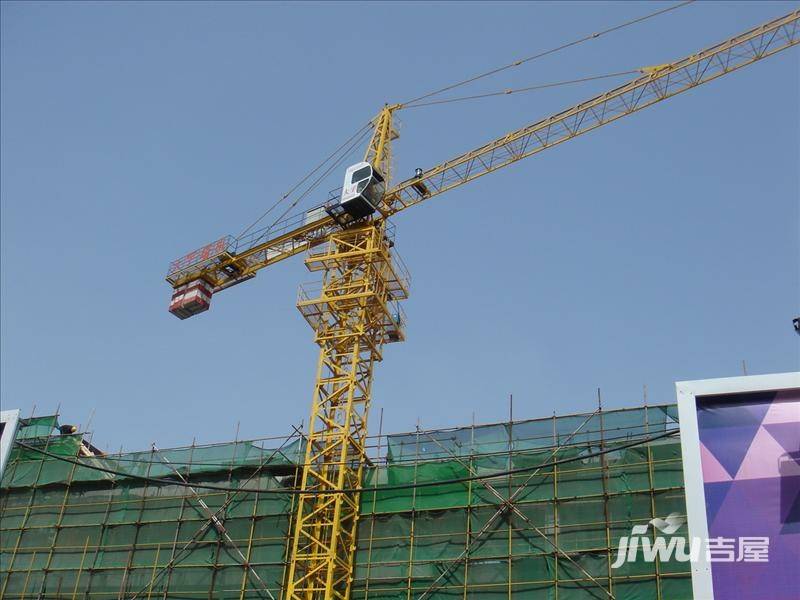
164,9,799,600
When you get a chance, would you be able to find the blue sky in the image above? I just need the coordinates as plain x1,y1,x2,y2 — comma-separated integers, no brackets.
1,1,797,452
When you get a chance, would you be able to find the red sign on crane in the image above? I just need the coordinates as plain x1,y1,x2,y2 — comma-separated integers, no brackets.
167,237,233,277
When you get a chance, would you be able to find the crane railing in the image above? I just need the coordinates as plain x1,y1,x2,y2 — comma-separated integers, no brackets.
166,209,338,287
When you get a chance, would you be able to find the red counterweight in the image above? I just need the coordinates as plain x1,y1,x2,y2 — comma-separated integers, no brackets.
169,279,214,319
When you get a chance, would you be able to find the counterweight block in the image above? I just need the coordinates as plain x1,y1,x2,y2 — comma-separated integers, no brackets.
169,279,214,319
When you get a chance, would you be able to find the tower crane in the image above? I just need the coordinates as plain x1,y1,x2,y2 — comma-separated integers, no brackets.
165,11,799,600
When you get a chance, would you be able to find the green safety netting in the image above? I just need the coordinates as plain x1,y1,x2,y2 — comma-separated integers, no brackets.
2,435,305,489
360,437,683,514
14,415,59,440
385,406,678,463
1,404,690,600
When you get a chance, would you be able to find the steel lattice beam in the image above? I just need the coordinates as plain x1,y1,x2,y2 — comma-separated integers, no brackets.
285,223,408,600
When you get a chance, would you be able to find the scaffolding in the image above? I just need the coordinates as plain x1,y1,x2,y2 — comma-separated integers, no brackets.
0,403,690,599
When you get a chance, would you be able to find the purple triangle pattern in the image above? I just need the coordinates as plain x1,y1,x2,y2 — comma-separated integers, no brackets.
699,391,800,600
763,422,800,466
697,392,774,478
703,480,733,526
701,425,764,479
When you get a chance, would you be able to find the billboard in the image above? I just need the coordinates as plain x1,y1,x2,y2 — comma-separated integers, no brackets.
677,373,800,600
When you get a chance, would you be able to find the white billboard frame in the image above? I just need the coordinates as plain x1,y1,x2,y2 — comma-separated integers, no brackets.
0,409,21,480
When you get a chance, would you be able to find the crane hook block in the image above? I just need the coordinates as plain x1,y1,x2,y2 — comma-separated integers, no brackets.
169,279,214,319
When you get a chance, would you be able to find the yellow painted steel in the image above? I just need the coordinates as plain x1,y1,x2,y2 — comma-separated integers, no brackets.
364,104,401,186
284,112,404,600
286,220,408,600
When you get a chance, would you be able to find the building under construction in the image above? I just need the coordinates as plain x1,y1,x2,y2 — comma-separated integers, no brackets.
1,402,687,600
2,7,797,600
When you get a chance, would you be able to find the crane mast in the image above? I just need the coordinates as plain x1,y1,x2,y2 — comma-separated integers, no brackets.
285,119,407,600
164,10,799,600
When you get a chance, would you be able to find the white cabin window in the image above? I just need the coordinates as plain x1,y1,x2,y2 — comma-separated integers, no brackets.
351,166,371,183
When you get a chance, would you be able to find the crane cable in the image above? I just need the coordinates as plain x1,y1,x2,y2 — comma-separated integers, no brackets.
241,125,373,250
402,69,641,108
13,429,677,495
235,121,373,243
233,1,695,243
398,0,695,109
